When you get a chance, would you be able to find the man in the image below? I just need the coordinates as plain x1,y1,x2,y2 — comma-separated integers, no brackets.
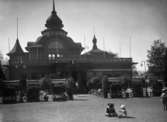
65,76,74,100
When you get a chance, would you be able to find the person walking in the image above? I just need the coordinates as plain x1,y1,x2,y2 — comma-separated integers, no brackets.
65,76,74,100
161,88,167,111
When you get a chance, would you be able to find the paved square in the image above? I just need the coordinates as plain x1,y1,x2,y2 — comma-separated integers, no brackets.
0,95,167,122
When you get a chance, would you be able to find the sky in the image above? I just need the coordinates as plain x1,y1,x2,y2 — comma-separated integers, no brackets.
0,0,167,71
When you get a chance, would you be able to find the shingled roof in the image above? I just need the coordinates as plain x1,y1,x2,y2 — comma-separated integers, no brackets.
83,35,117,57
7,38,24,56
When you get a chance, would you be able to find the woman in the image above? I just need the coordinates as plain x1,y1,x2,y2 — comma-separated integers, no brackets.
161,89,167,111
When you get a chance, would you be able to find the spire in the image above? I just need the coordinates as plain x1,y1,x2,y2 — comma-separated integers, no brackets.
7,17,24,56
92,35,98,49
17,17,18,39
52,0,56,13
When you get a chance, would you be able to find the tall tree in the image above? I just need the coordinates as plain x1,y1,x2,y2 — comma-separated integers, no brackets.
0,51,6,80
0,51,3,62
147,40,166,81
164,49,167,84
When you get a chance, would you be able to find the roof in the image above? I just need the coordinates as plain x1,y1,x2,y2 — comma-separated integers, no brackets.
7,38,24,56
83,35,117,57
45,0,63,29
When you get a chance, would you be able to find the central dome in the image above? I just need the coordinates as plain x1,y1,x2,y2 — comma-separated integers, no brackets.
45,11,64,29
45,0,64,29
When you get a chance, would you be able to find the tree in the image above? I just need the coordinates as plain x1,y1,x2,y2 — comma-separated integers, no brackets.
0,51,3,62
147,40,166,81
40,75,53,93
164,49,167,84
0,57,6,80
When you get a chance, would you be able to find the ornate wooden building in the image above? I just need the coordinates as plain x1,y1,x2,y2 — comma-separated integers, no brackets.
7,1,133,91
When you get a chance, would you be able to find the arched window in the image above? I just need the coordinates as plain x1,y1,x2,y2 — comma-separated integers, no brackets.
48,54,52,60
52,54,55,60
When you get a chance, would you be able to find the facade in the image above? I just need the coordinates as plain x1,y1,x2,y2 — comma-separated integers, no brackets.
7,1,133,92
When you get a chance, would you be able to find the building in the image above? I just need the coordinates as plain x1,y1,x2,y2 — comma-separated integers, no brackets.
7,0,133,92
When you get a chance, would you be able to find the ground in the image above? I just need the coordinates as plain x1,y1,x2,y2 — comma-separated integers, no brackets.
0,94,167,122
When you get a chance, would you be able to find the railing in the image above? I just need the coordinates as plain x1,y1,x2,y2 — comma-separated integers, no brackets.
23,57,132,65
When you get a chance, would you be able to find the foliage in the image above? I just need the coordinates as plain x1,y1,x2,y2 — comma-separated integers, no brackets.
132,64,139,77
87,76,101,89
40,76,53,92
0,60,6,80
147,40,166,79
165,49,167,82
0,51,3,61
0,51,8,65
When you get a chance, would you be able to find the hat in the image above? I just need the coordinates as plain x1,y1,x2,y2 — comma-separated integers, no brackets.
120,104,126,108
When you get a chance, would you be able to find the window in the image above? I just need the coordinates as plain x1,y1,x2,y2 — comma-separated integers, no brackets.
52,54,55,60
48,54,52,60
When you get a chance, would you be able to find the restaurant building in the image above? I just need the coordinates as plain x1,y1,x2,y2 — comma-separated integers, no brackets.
7,0,133,92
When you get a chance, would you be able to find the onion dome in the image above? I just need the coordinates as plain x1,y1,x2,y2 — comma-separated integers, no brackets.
89,35,104,54
7,38,24,56
45,0,64,29
92,35,98,50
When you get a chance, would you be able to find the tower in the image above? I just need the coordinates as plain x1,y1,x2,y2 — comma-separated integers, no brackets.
7,18,25,79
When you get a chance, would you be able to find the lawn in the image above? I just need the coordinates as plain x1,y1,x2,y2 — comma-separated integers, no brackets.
0,94,167,122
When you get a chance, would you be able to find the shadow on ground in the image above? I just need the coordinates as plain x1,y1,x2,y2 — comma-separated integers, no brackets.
106,115,136,119
118,116,136,119
73,99,88,101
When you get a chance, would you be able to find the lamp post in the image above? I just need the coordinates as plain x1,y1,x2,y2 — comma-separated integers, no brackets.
141,61,148,97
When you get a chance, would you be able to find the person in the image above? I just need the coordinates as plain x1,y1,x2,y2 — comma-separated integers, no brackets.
102,75,108,98
22,94,27,103
161,89,167,111
44,94,48,101
106,103,117,117
118,104,127,118
16,91,21,102
121,89,126,98
143,87,147,97
65,76,74,100
126,88,133,98
147,87,153,97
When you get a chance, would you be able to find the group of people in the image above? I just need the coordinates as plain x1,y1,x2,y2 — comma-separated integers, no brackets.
143,87,153,97
106,103,127,118
121,88,133,98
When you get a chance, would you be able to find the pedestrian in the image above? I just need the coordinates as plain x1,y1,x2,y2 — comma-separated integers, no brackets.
118,104,127,118
65,76,74,100
121,89,126,98
105,103,117,117
147,87,153,97
143,87,147,97
161,89,167,111
126,88,133,98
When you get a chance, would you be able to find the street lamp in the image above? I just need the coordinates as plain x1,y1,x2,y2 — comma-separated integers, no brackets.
140,61,149,97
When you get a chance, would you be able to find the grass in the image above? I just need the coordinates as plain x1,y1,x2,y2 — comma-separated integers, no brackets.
0,94,167,122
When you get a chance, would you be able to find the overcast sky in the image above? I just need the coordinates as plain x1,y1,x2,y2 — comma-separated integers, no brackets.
0,0,167,70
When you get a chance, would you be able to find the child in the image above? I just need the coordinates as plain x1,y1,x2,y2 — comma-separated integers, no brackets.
118,104,127,118
106,103,117,117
